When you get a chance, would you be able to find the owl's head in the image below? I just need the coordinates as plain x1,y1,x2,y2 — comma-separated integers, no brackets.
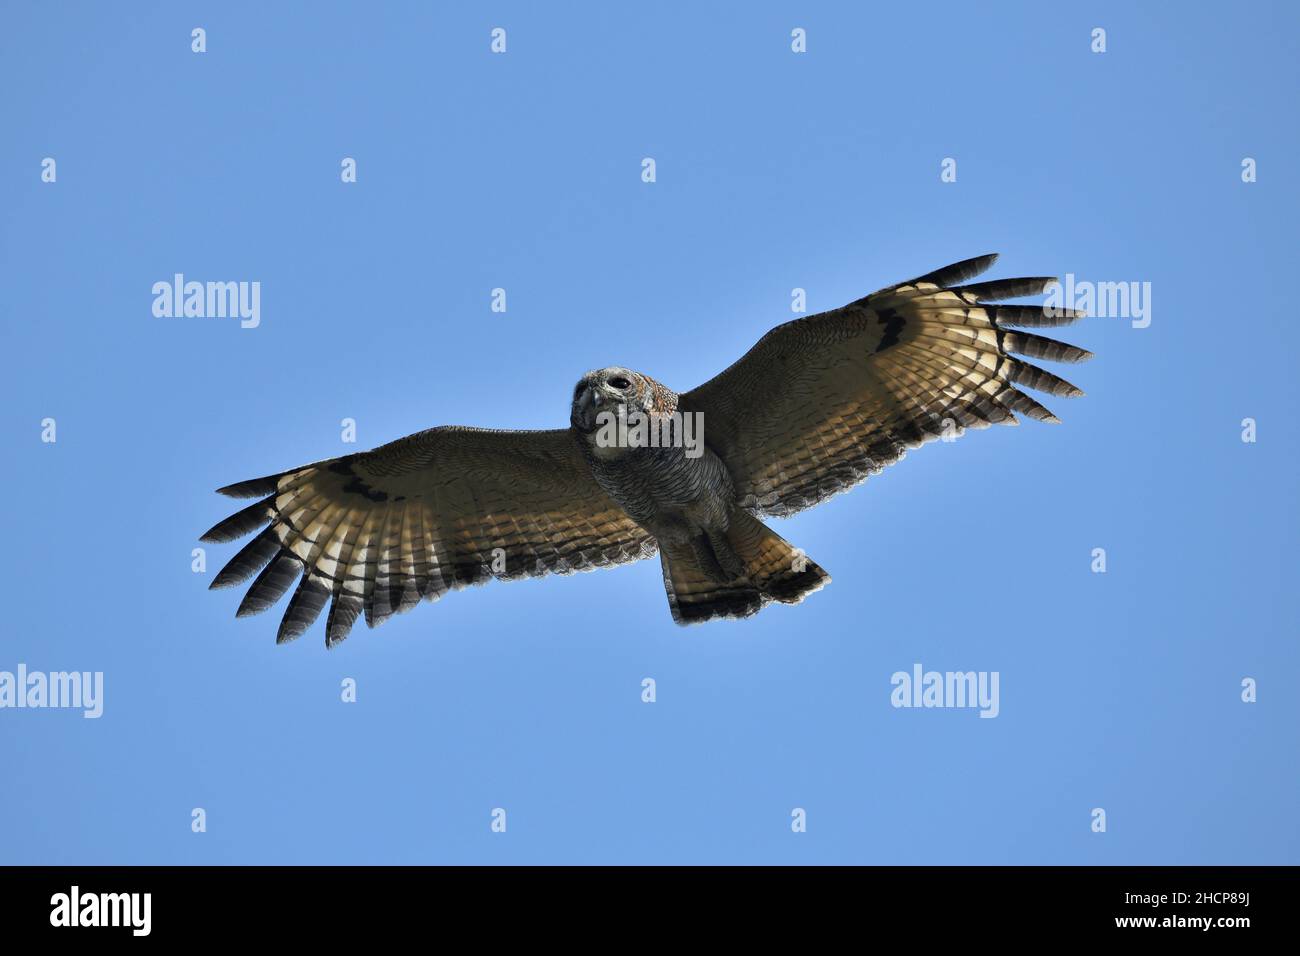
570,367,675,436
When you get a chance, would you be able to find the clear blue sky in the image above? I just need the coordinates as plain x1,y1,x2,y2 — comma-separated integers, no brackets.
2,1,1296,864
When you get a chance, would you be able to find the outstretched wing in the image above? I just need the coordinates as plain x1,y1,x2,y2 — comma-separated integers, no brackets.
201,427,656,646
679,254,1091,517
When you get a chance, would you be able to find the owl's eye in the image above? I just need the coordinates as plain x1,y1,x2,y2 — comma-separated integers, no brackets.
608,376,631,390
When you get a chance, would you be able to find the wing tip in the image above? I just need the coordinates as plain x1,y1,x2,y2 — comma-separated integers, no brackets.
912,253,1002,289
216,474,283,498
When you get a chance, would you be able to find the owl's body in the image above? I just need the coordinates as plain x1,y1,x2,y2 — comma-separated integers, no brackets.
202,255,1092,644
571,367,829,621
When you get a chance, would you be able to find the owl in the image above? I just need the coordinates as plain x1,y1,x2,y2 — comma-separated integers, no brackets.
203,254,1090,644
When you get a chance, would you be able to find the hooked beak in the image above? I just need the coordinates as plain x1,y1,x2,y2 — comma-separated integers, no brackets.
571,385,601,432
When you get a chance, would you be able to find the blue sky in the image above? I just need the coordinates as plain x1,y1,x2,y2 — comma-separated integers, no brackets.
2,1,1297,864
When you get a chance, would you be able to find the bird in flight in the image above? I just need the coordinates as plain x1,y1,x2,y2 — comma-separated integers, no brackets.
202,254,1090,645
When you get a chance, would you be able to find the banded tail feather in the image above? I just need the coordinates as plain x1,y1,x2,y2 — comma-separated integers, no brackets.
659,508,829,625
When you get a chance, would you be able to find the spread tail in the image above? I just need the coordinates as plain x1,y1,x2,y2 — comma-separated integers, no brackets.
659,510,829,625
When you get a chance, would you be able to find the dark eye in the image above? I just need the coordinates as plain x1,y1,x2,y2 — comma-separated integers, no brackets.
608,376,631,390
